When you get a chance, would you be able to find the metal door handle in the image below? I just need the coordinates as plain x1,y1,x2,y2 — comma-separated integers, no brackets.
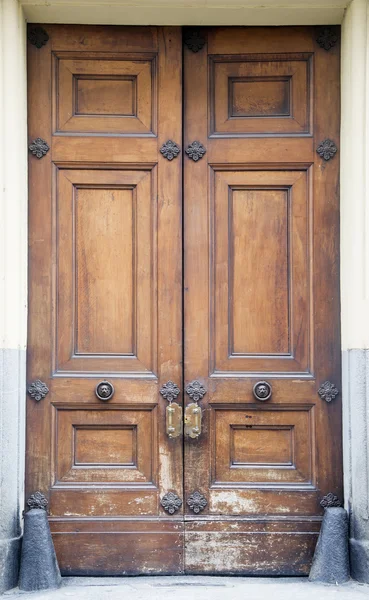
160,381,182,439
184,380,206,439
253,381,272,401
95,381,114,401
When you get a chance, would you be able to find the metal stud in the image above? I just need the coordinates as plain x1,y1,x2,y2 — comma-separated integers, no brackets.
318,381,339,403
26,491,48,511
29,138,50,159
28,26,49,49
316,139,337,161
160,140,181,161
187,491,207,514
185,141,206,162
28,380,49,402
316,28,338,51
161,492,182,514
320,493,342,508
184,29,206,53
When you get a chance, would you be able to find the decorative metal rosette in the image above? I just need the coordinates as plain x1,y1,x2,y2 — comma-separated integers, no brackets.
28,137,50,159
185,141,206,162
320,492,342,508
161,492,183,514
160,140,181,161
27,491,48,511
318,381,339,403
95,381,115,401
316,139,337,161
160,381,180,403
316,28,338,51
184,29,206,53
185,380,206,403
253,381,272,402
28,379,49,402
187,491,207,514
28,26,49,48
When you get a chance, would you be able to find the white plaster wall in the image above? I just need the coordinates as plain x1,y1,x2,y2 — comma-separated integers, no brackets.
341,0,369,352
0,0,28,591
20,0,346,25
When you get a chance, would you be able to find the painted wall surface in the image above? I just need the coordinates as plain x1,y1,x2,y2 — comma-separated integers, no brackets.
0,0,27,592
21,0,347,25
341,0,369,583
1,0,369,591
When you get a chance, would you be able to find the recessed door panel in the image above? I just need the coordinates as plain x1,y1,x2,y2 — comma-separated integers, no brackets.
55,167,157,375
211,168,312,376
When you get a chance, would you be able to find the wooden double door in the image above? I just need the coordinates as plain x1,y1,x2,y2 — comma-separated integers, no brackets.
27,24,341,575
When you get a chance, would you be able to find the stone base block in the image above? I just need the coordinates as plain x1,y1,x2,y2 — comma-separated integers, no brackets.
350,538,369,583
0,536,21,593
309,507,350,584
19,509,61,591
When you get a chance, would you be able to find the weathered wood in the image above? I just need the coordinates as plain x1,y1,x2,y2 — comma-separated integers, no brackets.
27,25,183,574
183,25,342,573
27,24,341,575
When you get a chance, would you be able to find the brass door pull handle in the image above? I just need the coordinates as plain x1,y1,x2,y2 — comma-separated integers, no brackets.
160,381,182,439
184,380,206,439
184,403,202,438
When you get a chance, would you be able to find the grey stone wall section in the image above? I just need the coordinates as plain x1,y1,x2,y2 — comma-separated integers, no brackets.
0,348,26,593
342,349,369,583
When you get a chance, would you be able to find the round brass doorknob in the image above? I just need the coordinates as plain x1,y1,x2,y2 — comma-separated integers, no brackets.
253,381,272,402
95,381,114,401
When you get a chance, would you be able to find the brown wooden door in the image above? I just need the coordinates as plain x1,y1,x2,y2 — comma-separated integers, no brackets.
183,26,341,575
27,25,184,575
27,24,341,576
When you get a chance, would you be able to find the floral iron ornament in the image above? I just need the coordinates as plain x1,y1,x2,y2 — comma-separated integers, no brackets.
28,379,49,402
161,492,182,514
160,381,180,402
160,140,181,161
318,381,339,403
27,491,48,511
316,139,337,161
29,137,50,159
316,28,338,51
185,380,206,402
187,491,207,514
184,29,206,53
320,493,342,508
28,26,49,48
185,141,207,162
